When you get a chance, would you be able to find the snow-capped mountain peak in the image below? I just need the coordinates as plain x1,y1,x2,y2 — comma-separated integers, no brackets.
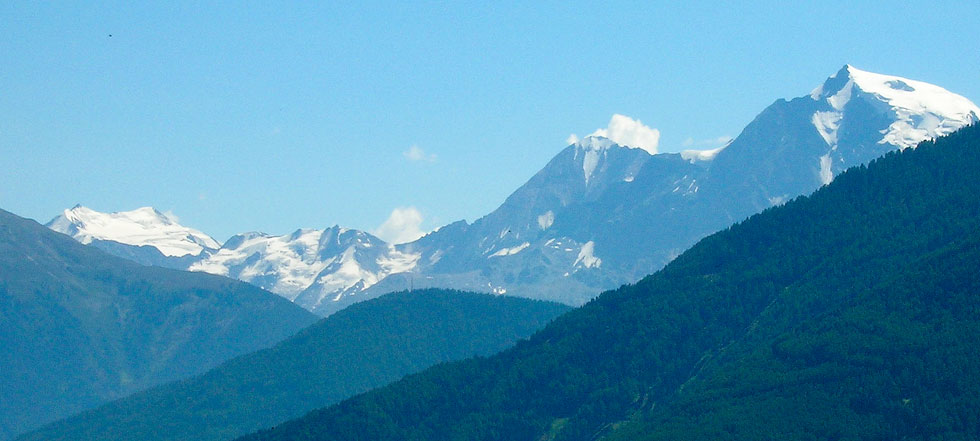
47,205,419,316
575,136,617,184
188,225,419,312
47,205,219,257
573,135,618,151
811,64,980,149
572,136,652,184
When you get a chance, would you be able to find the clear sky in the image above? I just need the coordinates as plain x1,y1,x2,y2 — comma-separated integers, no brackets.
2,1,978,242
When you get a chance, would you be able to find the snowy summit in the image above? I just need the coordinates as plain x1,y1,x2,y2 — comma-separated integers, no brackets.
47,205,220,257
811,64,980,150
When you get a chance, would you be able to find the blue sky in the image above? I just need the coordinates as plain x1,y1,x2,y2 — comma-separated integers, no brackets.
2,1,978,242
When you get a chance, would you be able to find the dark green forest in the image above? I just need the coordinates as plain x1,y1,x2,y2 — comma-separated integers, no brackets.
18,289,568,441
610,234,980,440
236,124,980,441
0,209,317,441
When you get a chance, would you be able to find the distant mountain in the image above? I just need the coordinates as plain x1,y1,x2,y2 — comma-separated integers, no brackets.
47,66,980,316
346,65,979,311
46,209,416,313
47,205,219,269
232,122,980,441
190,226,418,311
350,137,709,312
19,290,568,441
0,208,317,441
703,64,980,212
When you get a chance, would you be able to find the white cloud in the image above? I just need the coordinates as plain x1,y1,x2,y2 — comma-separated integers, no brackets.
373,207,427,244
588,114,660,154
565,133,580,145
682,135,733,148
680,145,727,162
403,145,437,162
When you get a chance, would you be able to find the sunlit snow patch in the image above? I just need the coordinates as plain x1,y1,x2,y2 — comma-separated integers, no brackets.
573,241,602,269
537,211,555,230
489,242,530,258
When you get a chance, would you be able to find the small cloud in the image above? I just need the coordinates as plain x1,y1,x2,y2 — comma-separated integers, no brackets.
373,207,427,244
683,135,733,148
588,114,660,154
566,133,580,145
403,145,437,162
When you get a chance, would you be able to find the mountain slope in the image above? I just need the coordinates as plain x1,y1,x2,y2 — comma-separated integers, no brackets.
233,124,980,441
19,289,568,441
0,209,317,441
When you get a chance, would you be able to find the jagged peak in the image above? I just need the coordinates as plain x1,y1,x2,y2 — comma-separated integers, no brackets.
573,135,619,152
810,65,978,113
810,64,853,101
807,65,980,149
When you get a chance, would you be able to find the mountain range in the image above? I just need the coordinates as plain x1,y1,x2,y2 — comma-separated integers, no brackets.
13,64,980,441
47,65,980,316
232,111,980,441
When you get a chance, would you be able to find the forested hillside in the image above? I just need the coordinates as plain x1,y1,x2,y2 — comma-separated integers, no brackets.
609,234,980,440
19,290,568,441
237,124,980,441
0,209,316,441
